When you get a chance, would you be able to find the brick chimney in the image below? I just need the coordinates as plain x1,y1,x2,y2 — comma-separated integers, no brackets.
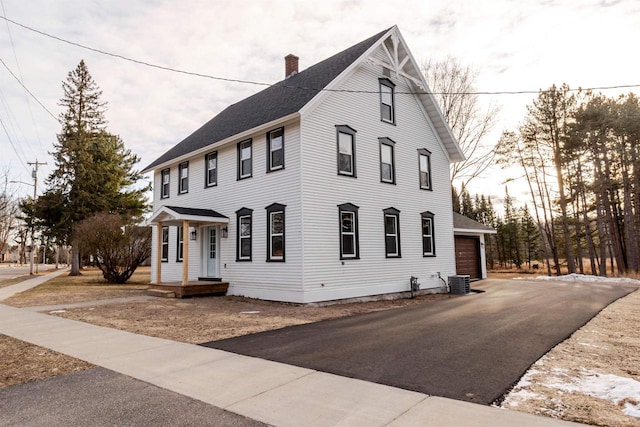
285,54,299,78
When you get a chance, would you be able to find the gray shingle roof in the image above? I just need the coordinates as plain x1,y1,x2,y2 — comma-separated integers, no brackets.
165,206,228,219
144,28,392,172
453,212,496,233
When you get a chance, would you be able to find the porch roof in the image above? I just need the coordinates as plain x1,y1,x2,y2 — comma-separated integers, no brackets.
149,206,229,226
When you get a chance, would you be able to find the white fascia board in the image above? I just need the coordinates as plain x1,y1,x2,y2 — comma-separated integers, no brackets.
454,227,497,235
142,113,300,174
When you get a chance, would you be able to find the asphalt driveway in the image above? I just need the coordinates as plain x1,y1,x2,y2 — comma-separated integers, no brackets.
203,278,638,405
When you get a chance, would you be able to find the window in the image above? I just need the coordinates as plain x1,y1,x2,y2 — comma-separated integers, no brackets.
161,226,169,262
266,203,286,261
421,211,436,256
160,169,170,199
236,207,253,261
336,125,357,177
205,152,217,187
383,208,401,257
237,139,252,180
379,137,396,184
178,162,189,194
338,203,359,259
380,78,395,124
176,226,184,262
418,149,432,190
267,128,284,172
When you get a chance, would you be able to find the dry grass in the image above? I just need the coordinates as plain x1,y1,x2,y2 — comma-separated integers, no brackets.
0,334,93,389
3,267,150,308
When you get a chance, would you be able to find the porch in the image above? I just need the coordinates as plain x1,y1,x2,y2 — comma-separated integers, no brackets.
149,206,230,290
147,280,229,298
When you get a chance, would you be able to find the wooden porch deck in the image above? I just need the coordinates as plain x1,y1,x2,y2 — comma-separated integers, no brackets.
147,281,229,298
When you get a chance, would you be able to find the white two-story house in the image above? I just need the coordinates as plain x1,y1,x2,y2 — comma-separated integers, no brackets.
143,26,465,303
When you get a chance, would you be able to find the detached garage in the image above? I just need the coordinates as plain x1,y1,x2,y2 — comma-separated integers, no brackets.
453,212,496,280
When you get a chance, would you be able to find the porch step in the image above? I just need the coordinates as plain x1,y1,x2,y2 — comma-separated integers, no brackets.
147,282,229,298
146,289,176,298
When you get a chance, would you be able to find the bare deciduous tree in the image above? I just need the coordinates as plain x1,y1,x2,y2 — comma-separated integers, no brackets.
75,213,151,284
422,57,499,187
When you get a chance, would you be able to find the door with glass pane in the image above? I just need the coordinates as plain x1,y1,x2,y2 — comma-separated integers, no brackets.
206,226,217,277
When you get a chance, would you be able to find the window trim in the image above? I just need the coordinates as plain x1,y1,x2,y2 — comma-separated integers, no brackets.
160,168,170,199
336,125,357,178
161,226,169,262
379,78,396,125
418,148,433,191
338,203,360,260
204,151,218,188
237,139,253,180
421,211,436,257
266,127,285,172
379,137,396,184
176,225,184,262
236,207,253,261
178,161,189,194
266,203,286,262
383,207,401,258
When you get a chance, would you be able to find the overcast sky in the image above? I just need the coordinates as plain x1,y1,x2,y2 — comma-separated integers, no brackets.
1,0,639,208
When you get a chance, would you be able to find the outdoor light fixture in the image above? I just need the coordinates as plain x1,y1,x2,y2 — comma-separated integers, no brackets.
189,227,197,241
221,226,228,238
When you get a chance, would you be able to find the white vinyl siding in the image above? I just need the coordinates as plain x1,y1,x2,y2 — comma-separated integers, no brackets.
150,122,303,300
298,46,456,302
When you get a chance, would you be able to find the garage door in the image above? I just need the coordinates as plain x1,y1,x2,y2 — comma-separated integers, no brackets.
455,236,481,280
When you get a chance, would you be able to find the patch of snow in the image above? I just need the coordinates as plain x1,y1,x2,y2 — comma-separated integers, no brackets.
240,311,260,314
503,389,541,406
544,370,640,418
49,309,67,314
516,273,640,285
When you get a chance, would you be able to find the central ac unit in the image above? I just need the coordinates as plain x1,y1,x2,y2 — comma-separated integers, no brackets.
449,275,470,295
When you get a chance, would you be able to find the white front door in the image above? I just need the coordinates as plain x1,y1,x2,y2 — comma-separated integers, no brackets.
206,226,218,277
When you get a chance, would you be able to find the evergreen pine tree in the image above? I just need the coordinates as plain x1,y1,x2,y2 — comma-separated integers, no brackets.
38,60,147,275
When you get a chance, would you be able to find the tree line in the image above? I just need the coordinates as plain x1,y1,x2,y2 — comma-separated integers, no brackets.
496,85,640,276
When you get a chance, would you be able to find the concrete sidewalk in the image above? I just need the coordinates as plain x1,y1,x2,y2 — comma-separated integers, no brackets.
0,273,582,426
0,267,70,302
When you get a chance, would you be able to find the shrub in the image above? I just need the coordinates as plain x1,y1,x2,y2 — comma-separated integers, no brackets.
75,213,151,284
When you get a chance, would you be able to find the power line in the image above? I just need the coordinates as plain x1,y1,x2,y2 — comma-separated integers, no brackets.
1,14,640,96
0,114,29,172
0,0,45,155
0,57,58,121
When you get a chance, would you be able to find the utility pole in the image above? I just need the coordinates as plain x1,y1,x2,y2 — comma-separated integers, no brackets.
27,159,46,275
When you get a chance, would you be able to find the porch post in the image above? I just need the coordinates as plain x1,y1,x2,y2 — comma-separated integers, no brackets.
182,220,189,285
155,222,162,284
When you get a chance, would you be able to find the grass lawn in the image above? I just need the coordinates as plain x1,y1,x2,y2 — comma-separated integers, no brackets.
2,267,151,308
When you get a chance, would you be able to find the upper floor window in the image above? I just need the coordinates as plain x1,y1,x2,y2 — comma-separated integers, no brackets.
267,128,284,172
421,211,436,257
161,226,169,262
266,203,286,261
236,207,253,261
383,207,401,258
205,152,217,187
379,78,395,124
418,148,432,190
160,169,170,199
336,125,357,177
176,225,184,262
338,203,359,260
379,137,396,184
178,162,189,194
237,139,252,180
